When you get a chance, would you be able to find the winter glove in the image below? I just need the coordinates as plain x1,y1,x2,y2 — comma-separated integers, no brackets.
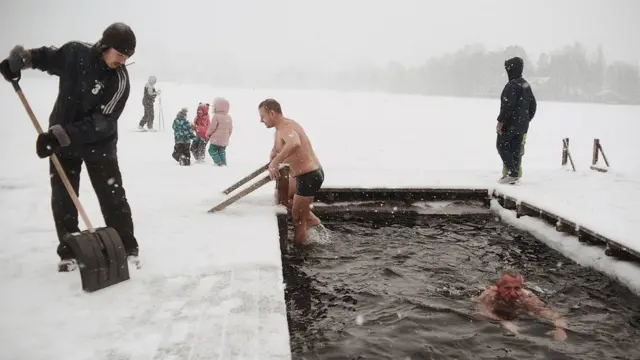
0,60,16,82
36,132,61,158
0,45,31,82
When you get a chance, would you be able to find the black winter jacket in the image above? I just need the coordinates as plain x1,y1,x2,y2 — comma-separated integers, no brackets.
28,41,130,161
497,57,537,134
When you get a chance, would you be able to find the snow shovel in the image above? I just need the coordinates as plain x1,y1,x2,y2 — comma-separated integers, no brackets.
10,79,130,293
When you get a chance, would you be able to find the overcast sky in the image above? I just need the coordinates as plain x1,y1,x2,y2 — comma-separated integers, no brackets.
2,0,638,80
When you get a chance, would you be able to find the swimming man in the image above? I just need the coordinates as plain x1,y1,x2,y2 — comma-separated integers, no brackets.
475,269,567,341
259,98,324,245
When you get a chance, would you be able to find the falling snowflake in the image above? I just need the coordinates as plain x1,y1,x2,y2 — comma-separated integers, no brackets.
355,314,364,325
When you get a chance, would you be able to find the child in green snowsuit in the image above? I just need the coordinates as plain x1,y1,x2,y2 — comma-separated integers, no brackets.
172,107,196,166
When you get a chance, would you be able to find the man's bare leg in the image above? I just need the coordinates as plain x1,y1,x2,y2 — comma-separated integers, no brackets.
287,176,296,208
307,210,321,227
291,194,314,245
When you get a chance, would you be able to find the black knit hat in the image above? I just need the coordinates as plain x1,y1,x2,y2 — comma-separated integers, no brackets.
98,22,136,57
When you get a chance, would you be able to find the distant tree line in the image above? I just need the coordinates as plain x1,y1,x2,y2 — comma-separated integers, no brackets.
270,42,640,105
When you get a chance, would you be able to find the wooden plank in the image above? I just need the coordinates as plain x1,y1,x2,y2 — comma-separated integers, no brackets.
314,188,490,204
209,175,272,213
590,165,608,173
318,187,488,193
492,191,640,262
311,200,492,217
222,163,269,195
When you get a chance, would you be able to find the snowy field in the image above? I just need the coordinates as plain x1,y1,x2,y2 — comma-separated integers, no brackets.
1,76,640,359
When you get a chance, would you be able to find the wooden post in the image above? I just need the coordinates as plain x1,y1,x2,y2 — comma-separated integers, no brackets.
276,165,290,207
599,141,610,167
277,213,289,254
562,138,576,171
590,138,610,172
561,138,569,166
275,165,291,254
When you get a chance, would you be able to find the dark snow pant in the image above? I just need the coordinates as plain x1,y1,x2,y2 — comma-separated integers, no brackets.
497,130,525,178
502,133,527,177
208,144,227,166
138,103,155,129
190,137,207,162
173,143,191,166
51,157,138,260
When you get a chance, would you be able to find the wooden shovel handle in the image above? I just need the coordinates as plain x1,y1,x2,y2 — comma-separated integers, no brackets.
222,162,270,195
12,80,95,233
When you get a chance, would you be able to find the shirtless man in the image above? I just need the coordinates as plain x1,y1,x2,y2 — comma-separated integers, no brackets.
259,99,324,245
474,268,567,341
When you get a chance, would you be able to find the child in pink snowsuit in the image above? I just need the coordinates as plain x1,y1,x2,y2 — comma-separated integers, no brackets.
206,97,233,166
190,103,210,163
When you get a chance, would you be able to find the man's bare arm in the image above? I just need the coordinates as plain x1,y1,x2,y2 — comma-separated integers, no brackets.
474,290,504,322
475,301,503,322
269,133,278,160
271,126,301,165
526,294,567,328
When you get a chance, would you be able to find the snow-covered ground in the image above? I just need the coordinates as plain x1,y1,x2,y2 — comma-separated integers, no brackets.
1,76,640,359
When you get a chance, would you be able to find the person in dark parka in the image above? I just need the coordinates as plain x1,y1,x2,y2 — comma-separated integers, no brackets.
496,56,537,184
0,22,141,272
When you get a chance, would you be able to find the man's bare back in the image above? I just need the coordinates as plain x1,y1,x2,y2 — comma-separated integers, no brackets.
273,118,320,177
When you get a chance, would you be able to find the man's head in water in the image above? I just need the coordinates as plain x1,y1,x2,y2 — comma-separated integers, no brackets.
259,98,283,128
496,268,524,303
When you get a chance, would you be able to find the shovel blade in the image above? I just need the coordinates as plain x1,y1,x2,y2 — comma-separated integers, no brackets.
62,227,130,293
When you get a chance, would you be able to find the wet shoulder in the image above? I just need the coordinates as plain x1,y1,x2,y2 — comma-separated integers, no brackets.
289,119,308,135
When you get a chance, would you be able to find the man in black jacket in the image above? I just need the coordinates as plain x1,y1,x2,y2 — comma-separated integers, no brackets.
496,56,537,184
0,23,141,271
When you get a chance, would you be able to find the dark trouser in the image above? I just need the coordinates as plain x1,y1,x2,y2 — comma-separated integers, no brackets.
173,143,191,165
51,157,138,260
497,130,525,177
138,103,155,129
502,133,527,177
190,137,207,162
208,144,227,166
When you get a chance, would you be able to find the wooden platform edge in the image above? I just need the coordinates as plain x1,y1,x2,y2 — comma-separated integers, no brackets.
313,187,492,205
492,190,640,263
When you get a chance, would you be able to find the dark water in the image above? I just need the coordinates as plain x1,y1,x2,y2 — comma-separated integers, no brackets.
282,214,640,360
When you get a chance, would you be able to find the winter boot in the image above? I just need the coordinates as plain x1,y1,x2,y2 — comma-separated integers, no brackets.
127,248,141,269
498,175,519,185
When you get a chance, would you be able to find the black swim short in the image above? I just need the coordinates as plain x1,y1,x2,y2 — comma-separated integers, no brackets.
295,166,325,197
